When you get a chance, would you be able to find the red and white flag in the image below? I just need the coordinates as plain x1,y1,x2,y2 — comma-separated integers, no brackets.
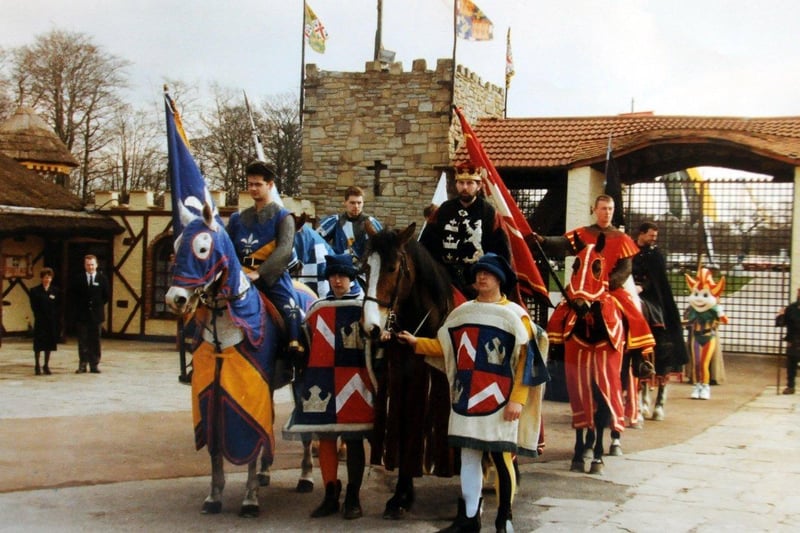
453,107,548,300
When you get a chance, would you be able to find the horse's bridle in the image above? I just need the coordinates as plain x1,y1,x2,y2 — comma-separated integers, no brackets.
362,249,410,334
188,270,249,353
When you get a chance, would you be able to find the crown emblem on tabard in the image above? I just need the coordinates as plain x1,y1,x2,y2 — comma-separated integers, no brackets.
302,385,331,413
452,379,464,405
485,337,506,365
340,321,364,350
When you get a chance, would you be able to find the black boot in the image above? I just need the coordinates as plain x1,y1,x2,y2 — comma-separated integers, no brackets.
495,505,513,533
342,483,363,519
438,498,481,533
310,480,341,518
35,353,41,375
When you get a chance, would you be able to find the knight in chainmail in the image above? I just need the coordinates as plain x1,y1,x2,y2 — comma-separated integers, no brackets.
226,161,303,354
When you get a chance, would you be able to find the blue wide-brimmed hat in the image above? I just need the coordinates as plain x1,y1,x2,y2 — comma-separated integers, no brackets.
324,253,357,280
468,253,517,292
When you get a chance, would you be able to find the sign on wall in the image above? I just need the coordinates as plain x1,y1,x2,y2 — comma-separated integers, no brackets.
3,253,33,279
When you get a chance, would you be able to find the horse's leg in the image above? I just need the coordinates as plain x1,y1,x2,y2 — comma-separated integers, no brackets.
590,400,611,474
239,459,260,518
202,453,225,514
296,438,315,493
653,380,667,420
257,444,271,487
639,380,652,419
582,428,595,461
608,429,623,456
570,429,586,472
203,358,225,514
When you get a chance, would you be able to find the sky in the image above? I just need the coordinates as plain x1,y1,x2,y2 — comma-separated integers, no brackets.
3,0,800,121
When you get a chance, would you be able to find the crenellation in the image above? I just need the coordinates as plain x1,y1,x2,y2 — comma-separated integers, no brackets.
302,58,503,228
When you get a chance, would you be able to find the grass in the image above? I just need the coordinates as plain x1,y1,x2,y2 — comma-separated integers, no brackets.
542,270,752,296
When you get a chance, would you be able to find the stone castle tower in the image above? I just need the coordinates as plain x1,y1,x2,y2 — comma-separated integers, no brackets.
301,58,504,228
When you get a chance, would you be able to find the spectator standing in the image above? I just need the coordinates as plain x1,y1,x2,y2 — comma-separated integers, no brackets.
29,267,60,375
72,255,109,374
775,286,800,394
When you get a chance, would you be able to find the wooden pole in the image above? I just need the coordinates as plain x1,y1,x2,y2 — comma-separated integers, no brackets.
374,0,383,61
299,1,307,130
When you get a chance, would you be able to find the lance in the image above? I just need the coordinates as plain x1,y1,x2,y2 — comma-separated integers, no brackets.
243,90,266,162
528,234,571,307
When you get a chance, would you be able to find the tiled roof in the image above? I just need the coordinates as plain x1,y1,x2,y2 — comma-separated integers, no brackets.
466,114,800,169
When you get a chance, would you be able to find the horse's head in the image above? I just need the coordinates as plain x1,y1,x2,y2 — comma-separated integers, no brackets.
361,223,417,339
166,203,247,316
566,232,609,316
686,267,725,313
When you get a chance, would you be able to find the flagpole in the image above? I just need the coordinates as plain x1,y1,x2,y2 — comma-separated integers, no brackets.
374,0,383,61
450,0,458,116
299,1,307,130
504,27,510,118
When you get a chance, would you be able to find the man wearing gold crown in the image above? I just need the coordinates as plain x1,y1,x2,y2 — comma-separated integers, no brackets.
419,163,510,299
283,253,375,520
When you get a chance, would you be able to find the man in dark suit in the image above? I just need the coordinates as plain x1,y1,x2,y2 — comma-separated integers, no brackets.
72,254,109,374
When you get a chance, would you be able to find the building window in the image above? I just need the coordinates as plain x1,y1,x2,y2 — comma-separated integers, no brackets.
151,238,174,318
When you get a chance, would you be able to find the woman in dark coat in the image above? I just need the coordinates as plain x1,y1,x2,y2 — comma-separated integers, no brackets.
29,267,60,375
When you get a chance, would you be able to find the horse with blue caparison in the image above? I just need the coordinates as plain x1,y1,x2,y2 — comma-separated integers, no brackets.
166,202,316,516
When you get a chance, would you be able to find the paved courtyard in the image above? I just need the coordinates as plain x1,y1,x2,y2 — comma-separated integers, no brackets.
0,337,798,531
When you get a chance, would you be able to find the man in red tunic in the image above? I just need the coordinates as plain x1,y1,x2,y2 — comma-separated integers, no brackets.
535,194,654,429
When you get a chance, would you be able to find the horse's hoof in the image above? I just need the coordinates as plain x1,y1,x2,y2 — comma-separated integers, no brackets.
296,478,314,493
239,504,260,518
569,459,585,473
257,472,270,487
589,459,605,475
608,439,622,457
201,501,222,514
652,405,665,421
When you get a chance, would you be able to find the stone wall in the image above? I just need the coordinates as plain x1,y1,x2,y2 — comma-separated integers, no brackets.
301,58,504,229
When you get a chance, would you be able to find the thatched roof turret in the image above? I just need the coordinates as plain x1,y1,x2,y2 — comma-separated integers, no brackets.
0,106,79,171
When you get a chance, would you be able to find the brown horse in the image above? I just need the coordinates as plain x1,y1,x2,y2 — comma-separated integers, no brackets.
361,223,456,518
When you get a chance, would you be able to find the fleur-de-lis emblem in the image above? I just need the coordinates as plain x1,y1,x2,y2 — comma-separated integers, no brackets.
240,233,259,255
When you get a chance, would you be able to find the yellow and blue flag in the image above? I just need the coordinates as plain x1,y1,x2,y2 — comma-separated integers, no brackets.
457,0,494,41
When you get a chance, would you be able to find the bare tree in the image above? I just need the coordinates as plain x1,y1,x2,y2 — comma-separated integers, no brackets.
9,29,129,200
94,104,166,200
262,93,302,196
0,47,14,121
194,84,253,206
